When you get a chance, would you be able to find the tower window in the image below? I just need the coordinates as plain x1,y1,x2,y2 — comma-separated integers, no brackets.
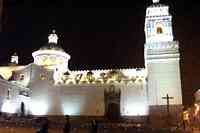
156,27,163,34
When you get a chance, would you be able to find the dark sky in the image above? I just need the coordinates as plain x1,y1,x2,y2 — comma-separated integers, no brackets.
1,0,200,106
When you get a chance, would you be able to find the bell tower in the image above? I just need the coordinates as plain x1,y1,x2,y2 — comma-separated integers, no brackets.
145,1,173,43
144,0,182,108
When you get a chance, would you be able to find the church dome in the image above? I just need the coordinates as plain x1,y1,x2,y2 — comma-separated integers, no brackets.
32,30,71,71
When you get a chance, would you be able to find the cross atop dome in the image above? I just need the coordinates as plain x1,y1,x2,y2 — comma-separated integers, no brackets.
152,0,159,3
48,30,58,44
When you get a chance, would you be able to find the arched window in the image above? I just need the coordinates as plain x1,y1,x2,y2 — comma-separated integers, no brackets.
156,27,163,34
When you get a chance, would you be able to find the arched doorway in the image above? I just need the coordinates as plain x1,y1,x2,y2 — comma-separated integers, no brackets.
104,85,121,120
107,102,120,120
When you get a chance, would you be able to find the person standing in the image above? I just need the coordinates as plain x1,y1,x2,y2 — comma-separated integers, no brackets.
63,115,71,133
91,120,98,133
37,118,48,133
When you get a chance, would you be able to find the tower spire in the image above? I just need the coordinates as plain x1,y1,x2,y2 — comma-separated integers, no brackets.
152,0,159,3
48,29,58,44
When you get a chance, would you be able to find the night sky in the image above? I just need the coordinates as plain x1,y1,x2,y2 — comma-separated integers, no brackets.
1,0,200,106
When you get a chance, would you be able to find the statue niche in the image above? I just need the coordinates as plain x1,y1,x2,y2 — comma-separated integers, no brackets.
104,85,121,120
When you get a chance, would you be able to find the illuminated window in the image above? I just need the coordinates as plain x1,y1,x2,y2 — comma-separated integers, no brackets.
156,27,163,34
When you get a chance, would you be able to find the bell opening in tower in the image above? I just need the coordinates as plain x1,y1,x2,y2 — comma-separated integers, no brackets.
156,27,163,34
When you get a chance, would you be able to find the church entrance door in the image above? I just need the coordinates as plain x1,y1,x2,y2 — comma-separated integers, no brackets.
104,85,121,120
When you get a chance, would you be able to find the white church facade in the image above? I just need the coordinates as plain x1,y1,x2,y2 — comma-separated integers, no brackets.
0,0,182,120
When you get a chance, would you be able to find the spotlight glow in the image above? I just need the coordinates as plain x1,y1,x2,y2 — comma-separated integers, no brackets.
124,103,148,116
62,102,80,115
1,99,16,113
30,101,48,115
195,103,200,116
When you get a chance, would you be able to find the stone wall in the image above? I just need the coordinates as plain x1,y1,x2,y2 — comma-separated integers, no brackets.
147,60,182,106
149,105,183,127
29,82,106,116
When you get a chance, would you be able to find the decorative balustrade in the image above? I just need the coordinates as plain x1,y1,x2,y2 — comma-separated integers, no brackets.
56,68,147,85
145,41,179,50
